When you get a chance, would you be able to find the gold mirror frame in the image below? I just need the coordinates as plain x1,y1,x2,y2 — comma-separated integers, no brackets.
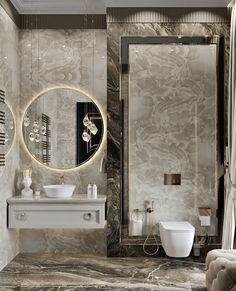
21,86,106,171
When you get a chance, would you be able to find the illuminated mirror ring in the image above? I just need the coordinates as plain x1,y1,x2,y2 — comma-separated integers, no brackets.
22,87,105,170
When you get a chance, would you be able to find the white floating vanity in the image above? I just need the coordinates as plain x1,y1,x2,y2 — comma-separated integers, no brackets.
7,195,106,229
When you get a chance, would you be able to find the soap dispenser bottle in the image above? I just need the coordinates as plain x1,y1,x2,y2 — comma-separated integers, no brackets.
92,184,97,199
87,183,92,199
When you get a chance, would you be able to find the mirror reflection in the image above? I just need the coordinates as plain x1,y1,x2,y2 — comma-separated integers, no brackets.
0,102,15,156
22,88,104,169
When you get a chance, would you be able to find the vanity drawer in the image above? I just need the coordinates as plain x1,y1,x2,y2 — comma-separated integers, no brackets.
8,203,106,229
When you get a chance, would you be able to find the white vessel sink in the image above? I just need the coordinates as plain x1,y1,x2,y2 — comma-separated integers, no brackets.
44,185,76,198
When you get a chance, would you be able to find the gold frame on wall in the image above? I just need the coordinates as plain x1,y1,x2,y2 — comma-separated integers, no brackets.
21,86,107,172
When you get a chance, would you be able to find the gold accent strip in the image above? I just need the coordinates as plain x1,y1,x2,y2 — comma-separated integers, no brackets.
199,208,212,216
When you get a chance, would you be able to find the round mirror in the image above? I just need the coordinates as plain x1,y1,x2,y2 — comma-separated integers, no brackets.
0,101,15,156
22,88,104,169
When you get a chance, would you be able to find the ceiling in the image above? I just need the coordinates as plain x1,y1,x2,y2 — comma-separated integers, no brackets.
10,0,232,14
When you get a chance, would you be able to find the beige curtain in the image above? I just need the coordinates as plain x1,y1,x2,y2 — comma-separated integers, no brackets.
222,2,236,249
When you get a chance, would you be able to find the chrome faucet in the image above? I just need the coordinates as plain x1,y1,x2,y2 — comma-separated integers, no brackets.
59,175,65,185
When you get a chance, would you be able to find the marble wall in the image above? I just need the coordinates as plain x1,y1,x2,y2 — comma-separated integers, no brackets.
129,44,218,236
19,229,106,255
107,19,229,256
0,5,229,260
19,29,107,254
0,5,20,269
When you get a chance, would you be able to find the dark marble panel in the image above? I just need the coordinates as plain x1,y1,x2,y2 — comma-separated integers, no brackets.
107,22,230,256
0,254,207,291
0,288,208,291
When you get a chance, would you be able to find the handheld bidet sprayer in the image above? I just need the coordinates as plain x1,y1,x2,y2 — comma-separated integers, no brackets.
143,200,159,255
146,201,154,213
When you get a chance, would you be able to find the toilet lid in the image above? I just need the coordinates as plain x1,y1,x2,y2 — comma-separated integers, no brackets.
160,221,195,232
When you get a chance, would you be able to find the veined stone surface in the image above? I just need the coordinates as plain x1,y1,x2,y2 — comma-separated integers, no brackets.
129,44,218,236
0,5,20,270
0,253,207,290
19,29,107,255
19,229,106,255
107,22,229,256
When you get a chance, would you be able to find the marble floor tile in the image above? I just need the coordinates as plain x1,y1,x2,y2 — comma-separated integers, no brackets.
0,254,207,291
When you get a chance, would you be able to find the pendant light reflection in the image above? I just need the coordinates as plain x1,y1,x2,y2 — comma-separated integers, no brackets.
83,114,90,126
29,132,35,142
41,125,46,135
33,120,39,133
35,133,40,143
82,114,98,141
82,130,91,143
24,116,30,127
87,120,92,130
90,123,98,135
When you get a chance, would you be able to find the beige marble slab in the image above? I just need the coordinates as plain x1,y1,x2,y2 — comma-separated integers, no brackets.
7,195,106,204
0,5,20,270
18,29,107,255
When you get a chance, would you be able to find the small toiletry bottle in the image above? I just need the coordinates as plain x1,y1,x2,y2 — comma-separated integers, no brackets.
87,183,92,199
92,184,97,199
35,190,41,198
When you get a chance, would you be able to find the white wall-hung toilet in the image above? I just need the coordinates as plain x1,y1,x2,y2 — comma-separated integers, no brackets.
159,221,195,258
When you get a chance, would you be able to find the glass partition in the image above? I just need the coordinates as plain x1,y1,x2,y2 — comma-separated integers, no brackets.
120,36,224,244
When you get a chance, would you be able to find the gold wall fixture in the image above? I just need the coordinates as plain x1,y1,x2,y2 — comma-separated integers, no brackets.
199,207,212,216
164,174,181,186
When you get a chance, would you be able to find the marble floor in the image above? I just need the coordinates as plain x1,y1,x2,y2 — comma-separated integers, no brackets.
0,254,207,291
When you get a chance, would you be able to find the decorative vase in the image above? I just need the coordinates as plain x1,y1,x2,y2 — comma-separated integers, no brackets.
21,177,33,198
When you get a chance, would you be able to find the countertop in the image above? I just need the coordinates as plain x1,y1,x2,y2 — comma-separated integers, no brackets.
7,195,107,204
